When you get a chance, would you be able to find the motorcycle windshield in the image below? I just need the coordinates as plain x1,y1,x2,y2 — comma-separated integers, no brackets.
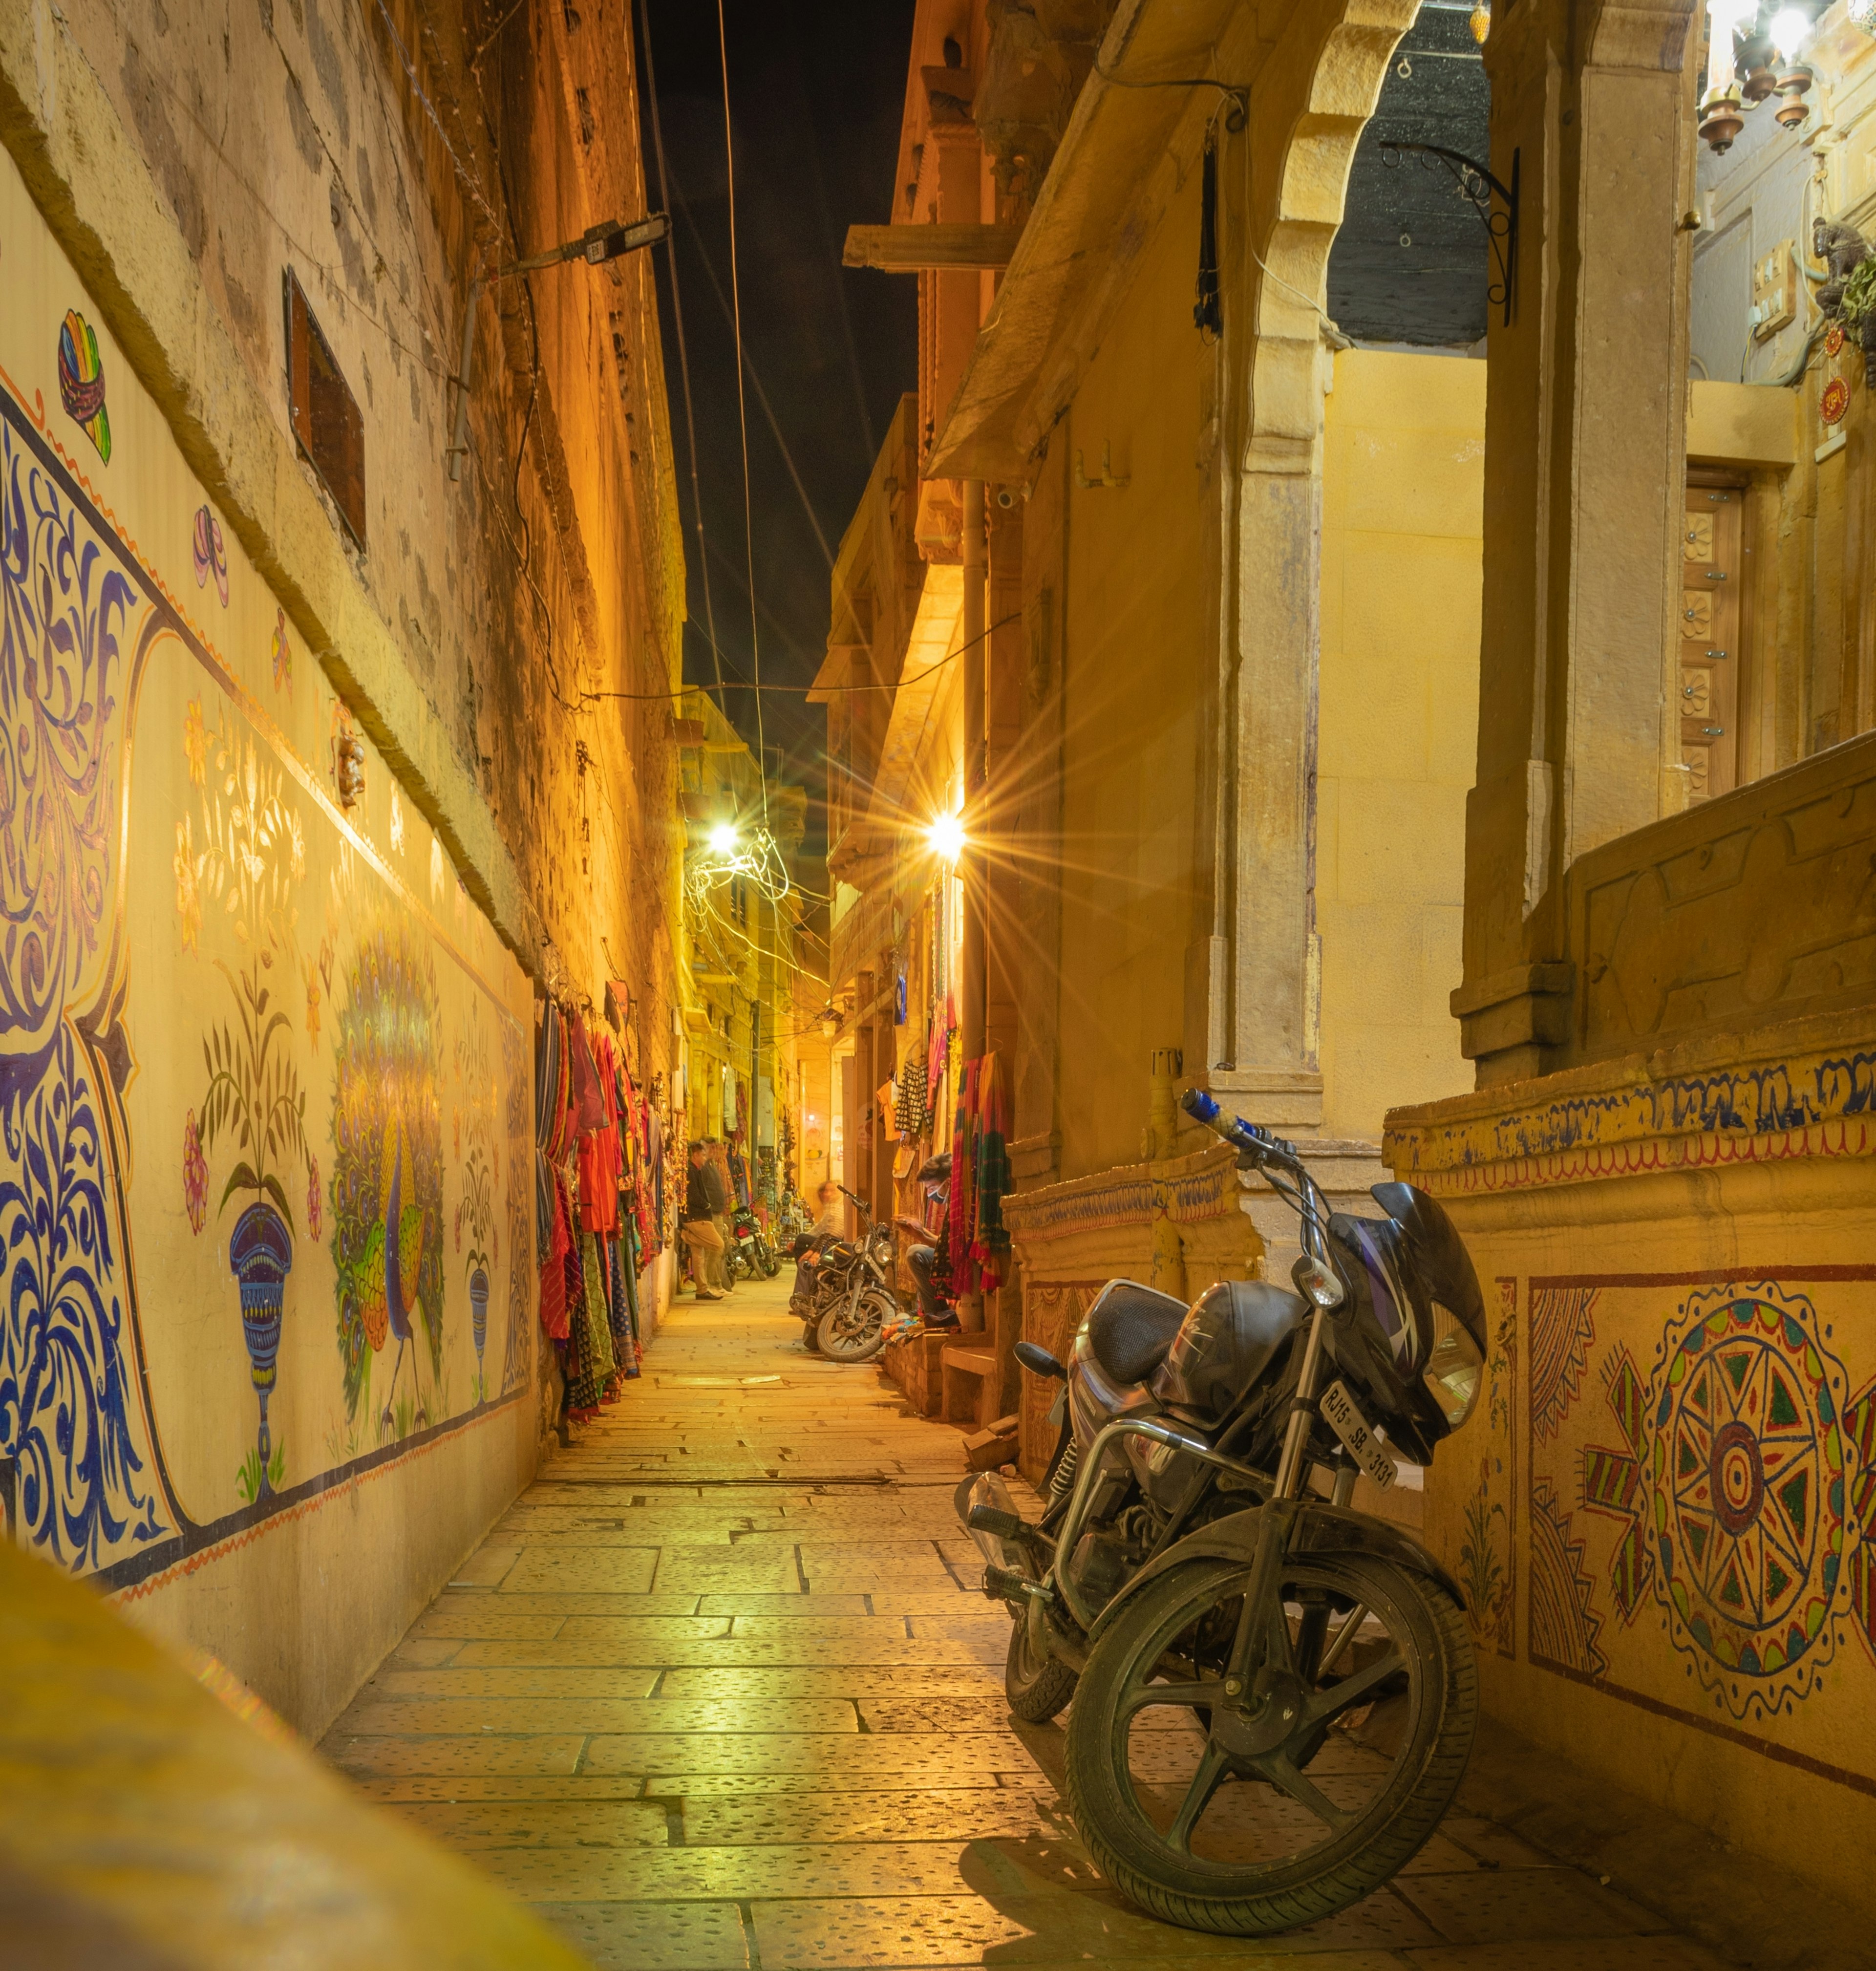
1370,1182,1487,1353
1331,1216,1417,1370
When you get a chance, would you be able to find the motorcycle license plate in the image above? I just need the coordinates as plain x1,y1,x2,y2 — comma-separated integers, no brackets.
1319,1381,1398,1491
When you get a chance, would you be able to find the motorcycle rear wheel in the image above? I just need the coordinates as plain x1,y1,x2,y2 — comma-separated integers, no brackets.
818,1285,891,1363
1065,1550,1475,1935
1005,1607,1078,1723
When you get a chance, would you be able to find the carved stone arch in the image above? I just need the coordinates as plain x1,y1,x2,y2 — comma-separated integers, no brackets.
1245,0,1421,475
1214,0,1419,1096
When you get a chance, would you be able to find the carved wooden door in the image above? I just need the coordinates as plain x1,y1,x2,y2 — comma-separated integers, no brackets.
1681,483,1741,801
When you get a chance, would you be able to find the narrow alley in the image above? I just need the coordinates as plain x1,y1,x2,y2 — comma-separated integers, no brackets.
320,1279,1723,1971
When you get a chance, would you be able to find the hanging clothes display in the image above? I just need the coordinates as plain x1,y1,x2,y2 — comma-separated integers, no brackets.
894,1053,929,1138
564,1228,617,1415
537,1163,573,1340
578,1030,622,1237
950,1062,977,1295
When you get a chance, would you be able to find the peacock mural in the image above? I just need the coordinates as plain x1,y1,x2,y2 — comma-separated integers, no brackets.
329,922,445,1437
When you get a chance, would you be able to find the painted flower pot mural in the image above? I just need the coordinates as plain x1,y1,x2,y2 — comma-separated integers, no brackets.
229,1200,293,1498
469,1265,490,1399
179,705,312,1502
333,924,445,1441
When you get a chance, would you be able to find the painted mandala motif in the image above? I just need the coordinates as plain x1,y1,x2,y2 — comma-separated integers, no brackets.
1822,377,1850,426
1649,1285,1853,1719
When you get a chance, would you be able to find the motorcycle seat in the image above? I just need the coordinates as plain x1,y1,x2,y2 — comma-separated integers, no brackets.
1087,1280,1188,1386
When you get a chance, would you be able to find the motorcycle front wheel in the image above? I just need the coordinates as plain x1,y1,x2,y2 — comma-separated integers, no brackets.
817,1285,891,1363
1065,1550,1475,1935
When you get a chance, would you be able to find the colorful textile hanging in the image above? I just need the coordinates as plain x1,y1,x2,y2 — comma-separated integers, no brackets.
537,1166,573,1340
950,1061,978,1294
971,1051,1012,1293
534,999,563,1151
894,1054,929,1138
565,1230,617,1414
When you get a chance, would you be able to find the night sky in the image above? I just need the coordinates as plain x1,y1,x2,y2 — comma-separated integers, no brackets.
635,0,918,824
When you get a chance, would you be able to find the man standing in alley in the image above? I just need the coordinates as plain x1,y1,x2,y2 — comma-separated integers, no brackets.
682,1142,726,1301
702,1139,734,1293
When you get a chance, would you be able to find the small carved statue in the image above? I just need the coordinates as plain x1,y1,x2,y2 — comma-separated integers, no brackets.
1811,218,1876,386
1812,218,1870,317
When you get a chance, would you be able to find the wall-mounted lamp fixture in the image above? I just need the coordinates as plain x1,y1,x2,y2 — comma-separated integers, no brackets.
926,811,966,861
447,214,671,480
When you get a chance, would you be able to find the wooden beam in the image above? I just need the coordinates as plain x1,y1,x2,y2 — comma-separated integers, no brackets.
843,224,1023,272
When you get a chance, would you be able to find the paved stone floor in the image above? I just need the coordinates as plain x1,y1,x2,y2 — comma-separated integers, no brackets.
321,1274,1728,1971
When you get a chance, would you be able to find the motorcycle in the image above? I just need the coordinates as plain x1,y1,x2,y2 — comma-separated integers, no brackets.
789,1185,899,1362
726,1205,781,1282
957,1087,1486,1935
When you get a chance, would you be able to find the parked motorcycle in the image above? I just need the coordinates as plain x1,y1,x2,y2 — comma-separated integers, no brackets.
726,1205,781,1282
957,1088,1485,1934
788,1185,899,1362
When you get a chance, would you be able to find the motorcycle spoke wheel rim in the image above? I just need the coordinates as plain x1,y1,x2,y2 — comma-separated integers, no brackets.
1108,1559,1422,1879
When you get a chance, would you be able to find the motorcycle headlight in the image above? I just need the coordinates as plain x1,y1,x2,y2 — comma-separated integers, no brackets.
1422,1300,1484,1429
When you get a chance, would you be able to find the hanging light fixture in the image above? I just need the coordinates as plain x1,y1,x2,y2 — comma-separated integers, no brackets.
1469,1,1490,45
1699,0,1755,152
1769,5,1814,127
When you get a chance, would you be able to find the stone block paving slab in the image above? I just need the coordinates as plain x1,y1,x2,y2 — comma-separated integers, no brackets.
695,1593,871,1617
354,1774,652,1803
331,1733,587,1777
503,1548,663,1594
338,1697,860,1736
1397,1943,1731,1971
582,1732,1037,1777
324,1276,1727,1971
532,1899,751,1970
1392,1869,1665,1945
387,1800,672,1848
450,1636,1005,1669
373,1667,665,1701
677,1790,1075,1847
659,1667,1004,1700
481,1835,1102,1902
749,1886,1440,1966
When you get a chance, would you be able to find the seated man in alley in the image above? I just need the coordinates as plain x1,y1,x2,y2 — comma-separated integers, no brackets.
895,1154,957,1331
682,1142,726,1301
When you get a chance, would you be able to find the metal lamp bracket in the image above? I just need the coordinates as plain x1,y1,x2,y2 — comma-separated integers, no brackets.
1377,141,1520,327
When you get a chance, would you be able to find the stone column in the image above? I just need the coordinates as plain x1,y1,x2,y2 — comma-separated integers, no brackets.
1457,0,1699,1085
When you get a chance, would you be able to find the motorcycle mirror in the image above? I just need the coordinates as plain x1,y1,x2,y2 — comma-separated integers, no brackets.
1014,1341,1067,1380
1292,1251,1345,1310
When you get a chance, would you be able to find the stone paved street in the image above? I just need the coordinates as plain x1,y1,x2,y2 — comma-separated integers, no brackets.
321,1277,1728,1970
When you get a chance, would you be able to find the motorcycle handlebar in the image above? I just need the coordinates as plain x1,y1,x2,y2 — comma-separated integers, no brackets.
1180,1088,1298,1170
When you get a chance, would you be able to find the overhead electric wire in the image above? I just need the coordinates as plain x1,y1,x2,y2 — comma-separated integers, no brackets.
716,0,772,831
667,173,837,570
640,0,725,706
577,611,1021,702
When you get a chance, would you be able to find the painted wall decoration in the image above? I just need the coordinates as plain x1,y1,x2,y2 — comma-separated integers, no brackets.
0,148,533,1595
1511,1266,1876,1791
1457,1276,1517,1656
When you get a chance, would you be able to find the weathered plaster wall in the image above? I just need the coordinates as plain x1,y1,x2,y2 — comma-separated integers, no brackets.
1054,160,1209,1181
1317,349,1482,1143
0,0,684,1735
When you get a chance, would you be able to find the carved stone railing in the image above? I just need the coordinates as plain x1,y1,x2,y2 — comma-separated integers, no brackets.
1561,727,1876,1070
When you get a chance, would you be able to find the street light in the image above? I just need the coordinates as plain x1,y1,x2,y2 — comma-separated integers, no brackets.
446,214,671,480
927,810,965,862
708,822,739,856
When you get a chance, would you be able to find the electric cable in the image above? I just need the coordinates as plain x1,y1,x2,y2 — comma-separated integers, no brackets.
640,0,726,705
716,0,772,824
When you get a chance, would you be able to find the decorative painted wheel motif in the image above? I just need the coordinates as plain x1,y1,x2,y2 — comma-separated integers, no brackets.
1822,377,1850,426
1824,321,1846,358
1649,1286,1852,1719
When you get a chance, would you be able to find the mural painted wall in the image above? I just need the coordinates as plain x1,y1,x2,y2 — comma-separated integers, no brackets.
0,148,537,1724
1387,1010,1876,1899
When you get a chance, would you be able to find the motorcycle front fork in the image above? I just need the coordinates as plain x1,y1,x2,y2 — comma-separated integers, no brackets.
1220,1302,1352,1702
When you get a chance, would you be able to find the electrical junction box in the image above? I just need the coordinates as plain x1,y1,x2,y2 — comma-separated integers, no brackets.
1751,238,1797,341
